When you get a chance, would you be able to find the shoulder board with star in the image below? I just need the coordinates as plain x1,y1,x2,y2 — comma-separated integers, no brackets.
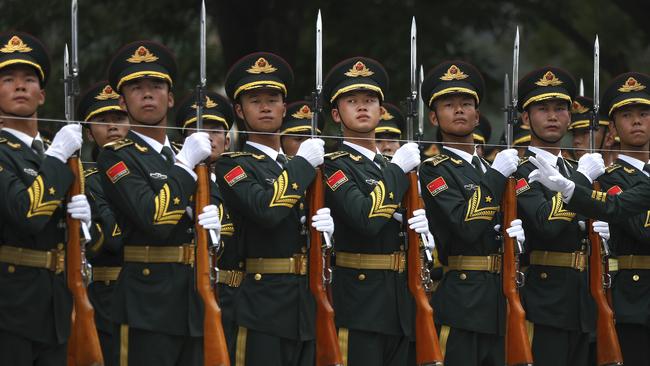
605,163,621,174
84,167,99,178
220,151,266,160
104,138,134,151
424,154,449,166
518,156,530,166
324,151,349,160
623,166,637,174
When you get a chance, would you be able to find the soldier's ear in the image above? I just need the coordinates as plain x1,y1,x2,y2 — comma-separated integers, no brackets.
282,102,286,118
167,92,174,108
331,107,341,124
86,128,96,143
429,110,438,127
474,109,480,127
522,110,530,126
119,95,127,112
234,103,245,120
37,89,45,106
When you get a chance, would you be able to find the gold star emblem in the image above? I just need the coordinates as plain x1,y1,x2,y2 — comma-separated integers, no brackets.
485,196,493,203
48,187,55,195
389,192,394,200
292,182,299,190
173,197,180,205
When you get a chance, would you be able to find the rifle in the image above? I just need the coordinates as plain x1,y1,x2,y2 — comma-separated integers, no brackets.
64,0,104,364
588,36,623,366
403,17,443,366
194,2,230,365
306,11,343,366
502,27,533,366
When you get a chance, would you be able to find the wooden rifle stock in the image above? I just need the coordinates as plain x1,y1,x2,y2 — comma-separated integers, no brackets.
195,164,230,366
404,171,443,366
307,168,342,366
502,177,533,366
66,156,104,366
588,181,623,366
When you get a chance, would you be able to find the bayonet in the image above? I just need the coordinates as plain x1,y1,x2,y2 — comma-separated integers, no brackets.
312,9,322,139
506,27,520,149
591,35,600,152
417,64,424,140
406,16,417,142
579,78,585,97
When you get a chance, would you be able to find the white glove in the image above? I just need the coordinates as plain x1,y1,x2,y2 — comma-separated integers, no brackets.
390,142,421,173
311,207,334,241
506,219,526,244
45,124,83,163
392,212,403,223
425,232,435,251
176,132,211,169
67,194,91,227
578,220,586,232
198,204,221,232
296,138,325,167
407,209,430,234
528,157,576,200
577,153,606,183
490,149,519,177
592,220,610,241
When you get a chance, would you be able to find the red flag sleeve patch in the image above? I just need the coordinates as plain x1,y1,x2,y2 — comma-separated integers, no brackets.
607,185,623,196
326,170,348,191
106,161,130,183
426,177,448,196
515,178,530,195
224,165,247,186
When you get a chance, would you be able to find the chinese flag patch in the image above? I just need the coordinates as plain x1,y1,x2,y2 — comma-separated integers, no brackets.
426,177,448,196
224,165,247,186
106,161,130,183
326,170,348,191
515,178,530,195
607,185,623,196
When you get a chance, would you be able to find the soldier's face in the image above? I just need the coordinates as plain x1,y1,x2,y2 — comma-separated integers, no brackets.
524,99,570,144
188,122,230,162
0,65,45,117
281,134,308,156
612,104,650,148
235,90,286,133
331,91,381,134
430,94,479,138
87,111,129,147
119,78,173,126
375,133,401,156
571,128,606,159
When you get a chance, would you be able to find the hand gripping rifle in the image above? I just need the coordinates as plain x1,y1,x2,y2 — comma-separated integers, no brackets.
404,17,443,366
306,11,343,366
502,27,533,366
587,36,623,366
194,2,230,365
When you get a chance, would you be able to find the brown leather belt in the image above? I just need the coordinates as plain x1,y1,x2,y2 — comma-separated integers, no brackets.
246,254,307,275
529,250,587,271
445,254,502,273
124,244,195,265
617,255,650,270
92,266,121,282
0,245,65,273
335,251,406,272
217,270,244,287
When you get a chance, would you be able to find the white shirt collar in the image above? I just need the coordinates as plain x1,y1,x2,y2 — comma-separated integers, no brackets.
3,127,42,151
528,146,563,168
617,154,649,177
343,141,381,165
444,145,478,165
246,141,285,167
132,130,172,155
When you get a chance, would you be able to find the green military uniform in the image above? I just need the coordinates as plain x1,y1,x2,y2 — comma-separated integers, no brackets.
98,40,219,366
216,52,317,366
513,67,595,366
0,32,73,365
77,81,127,363
175,89,243,359
321,57,414,365
418,61,507,365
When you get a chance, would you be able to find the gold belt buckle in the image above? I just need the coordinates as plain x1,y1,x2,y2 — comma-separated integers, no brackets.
488,254,502,273
230,271,243,287
573,251,587,271
183,244,195,266
392,252,406,273
49,248,65,274
292,254,307,275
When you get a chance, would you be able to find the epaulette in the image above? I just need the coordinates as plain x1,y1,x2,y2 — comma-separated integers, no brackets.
0,137,6,144
84,167,99,178
104,138,134,151
518,156,530,166
324,151,349,160
381,154,393,162
623,166,637,174
171,141,183,154
424,154,449,166
605,164,621,174
220,151,266,160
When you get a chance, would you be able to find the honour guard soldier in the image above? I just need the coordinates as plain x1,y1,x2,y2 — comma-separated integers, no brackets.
418,61,523,365
78,80,129,363
511,66,611,366
215,52,334,366
569,96,611,161
175,89,241,357
98,40,220,365
375,102,404,157
322,57,430,365
280,100,323,157
0,32,87,365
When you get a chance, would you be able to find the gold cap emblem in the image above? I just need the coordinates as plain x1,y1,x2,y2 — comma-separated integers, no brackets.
0,35,32,53
291,104,313,119
618,77,646,92
535,71,563,87
246,57,277,74
440,65,468,81
95,85,119,100
191,95,218,109
571,100,589,114
126,46,159,63
344,61,374,77
380,107,394,120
